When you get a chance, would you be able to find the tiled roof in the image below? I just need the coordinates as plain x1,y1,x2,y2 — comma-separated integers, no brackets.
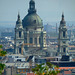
59,67,75,70
57,73,63,75
64,71,71,74
27,73,35,75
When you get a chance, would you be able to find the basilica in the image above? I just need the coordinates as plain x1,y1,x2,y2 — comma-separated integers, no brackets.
14,0,69,57
14,0,47,55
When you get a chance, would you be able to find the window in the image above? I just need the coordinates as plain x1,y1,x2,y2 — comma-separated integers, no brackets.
19,42,21,44
39,38,41,44
34,20,36,23
63,48,66,52
26,28,28,31
35,38,37,44
35,27,37,30
63,41,66,44
23,70,25,72
19,48,21,53
30,38,33,43
19,31,21,38
25,38,27,43
17,59,21,62
26,69,29,72
20,70,22,72
63,31,65,37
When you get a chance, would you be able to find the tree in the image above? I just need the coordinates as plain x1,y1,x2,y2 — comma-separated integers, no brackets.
32,62,60,75
32,63,45,75
0,45,7,74
0,63,5,74
0,51,7,56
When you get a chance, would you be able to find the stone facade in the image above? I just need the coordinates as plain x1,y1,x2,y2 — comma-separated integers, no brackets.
58,13,69,56
14,13,24,54
14,0,47,55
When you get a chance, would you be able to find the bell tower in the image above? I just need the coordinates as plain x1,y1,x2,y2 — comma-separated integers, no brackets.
58,13,69,56
14,13,24,54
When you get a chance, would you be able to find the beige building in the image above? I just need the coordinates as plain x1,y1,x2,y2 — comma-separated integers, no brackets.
58,13,69,56
14,0,47,56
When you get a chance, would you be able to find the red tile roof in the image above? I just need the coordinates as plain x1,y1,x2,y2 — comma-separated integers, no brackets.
27,73,35,75
57,73,63,75
59,67,75,70
64,71,71,74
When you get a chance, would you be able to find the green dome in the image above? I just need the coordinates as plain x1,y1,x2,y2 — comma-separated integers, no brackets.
22,13,43,28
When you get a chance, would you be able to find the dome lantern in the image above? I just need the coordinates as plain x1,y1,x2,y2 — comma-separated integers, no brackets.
28,0,36,14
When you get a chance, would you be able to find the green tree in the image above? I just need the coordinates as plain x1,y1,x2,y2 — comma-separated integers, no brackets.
32,62,60,75
0,51,7,56
0,45,7,74
32,63,45,75
0,63,5,74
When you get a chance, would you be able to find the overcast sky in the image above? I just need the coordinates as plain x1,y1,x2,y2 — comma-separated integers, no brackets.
0,0,75,22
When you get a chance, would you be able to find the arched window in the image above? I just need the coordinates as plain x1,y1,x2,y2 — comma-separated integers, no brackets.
35,38,37,44
63,31,65,37
30,38,33,43
19,31,21,38
39,38,41,44
25,38,27,43
63,48,66,52
19,48,21,53
34,20,36,23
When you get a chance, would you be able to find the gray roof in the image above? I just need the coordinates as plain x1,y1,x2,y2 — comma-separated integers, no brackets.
22,13,43,28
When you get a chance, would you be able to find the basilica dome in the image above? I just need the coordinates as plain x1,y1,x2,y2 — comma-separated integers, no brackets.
22,0,43,28
22,13,43,28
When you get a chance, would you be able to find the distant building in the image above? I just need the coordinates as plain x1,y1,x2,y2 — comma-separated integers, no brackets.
14,0,47,55
1,32,14,37
58,13,69,56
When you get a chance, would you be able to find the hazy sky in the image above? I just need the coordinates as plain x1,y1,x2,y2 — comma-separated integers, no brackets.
0,0,75,22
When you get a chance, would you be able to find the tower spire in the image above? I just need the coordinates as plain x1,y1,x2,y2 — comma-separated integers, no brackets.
62,12,64,21
16,12,22,24
60,12,66,24
18,12,20,20
28,0,36,14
